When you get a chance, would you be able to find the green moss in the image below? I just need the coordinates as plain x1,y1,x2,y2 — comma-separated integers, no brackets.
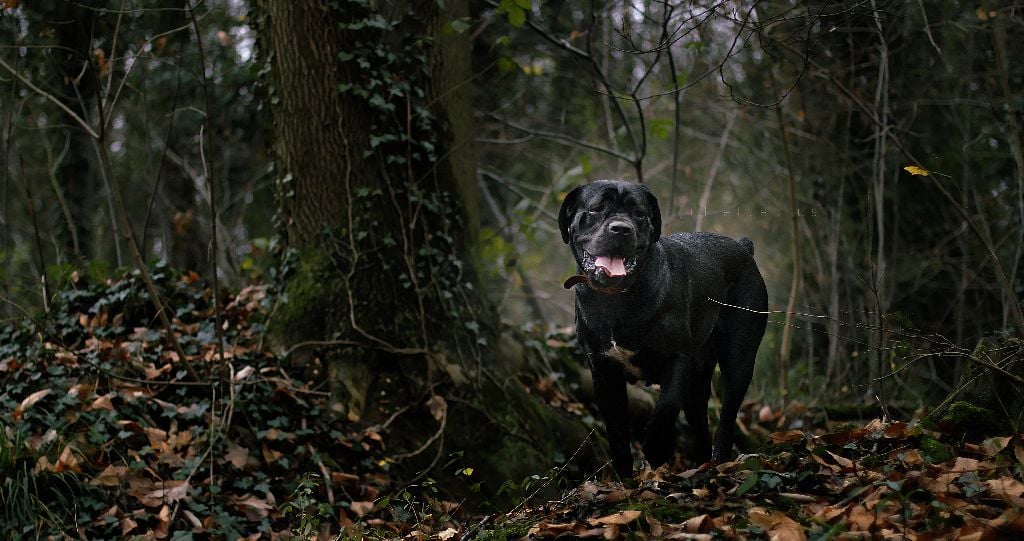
917,434,953,464
939,401,1001,440
619,499,693,523
475,519,534,541
270,248,347,344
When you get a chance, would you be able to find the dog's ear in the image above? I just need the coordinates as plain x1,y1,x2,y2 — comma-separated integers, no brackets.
640,184,662,244
558,185,583,244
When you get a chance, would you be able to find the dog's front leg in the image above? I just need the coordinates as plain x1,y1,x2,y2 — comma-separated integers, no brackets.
591,358,632,479
642,353,687,468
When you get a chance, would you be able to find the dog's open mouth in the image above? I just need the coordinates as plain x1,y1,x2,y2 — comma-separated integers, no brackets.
581,250,640,278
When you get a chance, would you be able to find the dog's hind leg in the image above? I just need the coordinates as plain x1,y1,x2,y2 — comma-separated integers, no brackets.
712,270,768,461
712,351,754,461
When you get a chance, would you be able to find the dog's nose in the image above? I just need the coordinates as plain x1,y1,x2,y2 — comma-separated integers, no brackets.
606,221,634,236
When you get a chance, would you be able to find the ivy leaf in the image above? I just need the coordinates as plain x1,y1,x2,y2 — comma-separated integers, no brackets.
507,6,526,27
736,472,758,496
449,18,471,34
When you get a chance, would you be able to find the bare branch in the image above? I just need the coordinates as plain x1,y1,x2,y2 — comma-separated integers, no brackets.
0,57,100,139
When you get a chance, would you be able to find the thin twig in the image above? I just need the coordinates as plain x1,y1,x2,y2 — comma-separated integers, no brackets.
0,57,100,139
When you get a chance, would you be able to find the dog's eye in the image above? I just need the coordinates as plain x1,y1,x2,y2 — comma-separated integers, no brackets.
632,209,645,219
588,206,604,215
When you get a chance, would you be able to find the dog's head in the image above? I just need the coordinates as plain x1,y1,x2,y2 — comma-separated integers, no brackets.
558,180,662,292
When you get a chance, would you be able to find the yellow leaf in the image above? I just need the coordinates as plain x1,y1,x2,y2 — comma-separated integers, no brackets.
904,165,930,176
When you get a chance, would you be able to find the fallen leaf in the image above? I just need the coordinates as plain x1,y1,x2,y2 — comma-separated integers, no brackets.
120,517,138,536
904,165,929,176
91,465,129,487
138,480,190,507
684,513,711,533
748,508,807,541
981,436,1012,456
15,389,51,419
426,395,447,421
437,528,458,540
350,500,374,517
589,509,641,525
986,477,1024,499
224,441,251,469
233,494,273,521
769,430,805,444
54,445,80,473
233,365,255,382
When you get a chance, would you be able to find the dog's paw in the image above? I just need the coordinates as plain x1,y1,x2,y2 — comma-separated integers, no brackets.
641,435,675,468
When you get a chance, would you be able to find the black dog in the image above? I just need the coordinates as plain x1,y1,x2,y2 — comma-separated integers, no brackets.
559,180,768,477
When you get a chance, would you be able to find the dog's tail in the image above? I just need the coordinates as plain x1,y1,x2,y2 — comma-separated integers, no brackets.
739,237,755,255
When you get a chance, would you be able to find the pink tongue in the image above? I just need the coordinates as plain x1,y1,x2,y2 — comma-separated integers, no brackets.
594,256,627,277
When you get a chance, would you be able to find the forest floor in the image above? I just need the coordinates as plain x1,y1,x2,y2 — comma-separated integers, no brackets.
1,269,1022,539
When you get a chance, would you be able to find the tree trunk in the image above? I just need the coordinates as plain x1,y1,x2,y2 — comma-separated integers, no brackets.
255,0,597,502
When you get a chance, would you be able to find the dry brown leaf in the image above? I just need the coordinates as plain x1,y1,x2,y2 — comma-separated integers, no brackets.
224,441,251,469
332,471,361,488
981,436,1013,456
604,489,632,503
261,444,283,463
863,418,887,432
900,449,924,465
845,504,877,531
91,465,128,487
350,500,374,517
155,504,171,539
819,426,868,444
646,515,664,537
15,389,51,419
986,477,1024,499
138,480,190,507
683,513,711,533
590,509,641,526
827,450,854,469
182,509,203,530
749,507,807,541
233,364,255,382
233,494,274,521
121,517,138,536
55,445,80,473
528,522,576,536
769,429,805,444
882,421,907,438
937,456,980,487
426,395,447,421
145,427,168,448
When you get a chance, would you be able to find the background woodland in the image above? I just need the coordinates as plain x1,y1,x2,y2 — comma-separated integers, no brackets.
1,0,1022,538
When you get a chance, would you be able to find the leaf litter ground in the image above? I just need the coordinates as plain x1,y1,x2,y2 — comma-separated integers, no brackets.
1,268,1022,539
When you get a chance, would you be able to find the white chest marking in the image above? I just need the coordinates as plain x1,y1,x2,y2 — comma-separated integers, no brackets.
605,338,641,378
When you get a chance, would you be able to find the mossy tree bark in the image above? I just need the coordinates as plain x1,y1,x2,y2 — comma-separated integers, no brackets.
257,0,479,408
255,0,596,500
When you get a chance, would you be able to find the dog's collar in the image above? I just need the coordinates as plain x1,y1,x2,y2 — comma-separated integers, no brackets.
562,274,629,294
